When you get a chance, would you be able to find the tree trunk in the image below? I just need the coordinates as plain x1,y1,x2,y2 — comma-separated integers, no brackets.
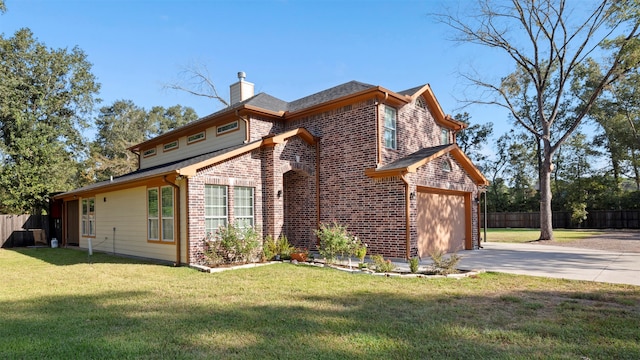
539,140,554,240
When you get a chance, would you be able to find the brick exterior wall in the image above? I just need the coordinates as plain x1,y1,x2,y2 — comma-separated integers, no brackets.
186,95,482,263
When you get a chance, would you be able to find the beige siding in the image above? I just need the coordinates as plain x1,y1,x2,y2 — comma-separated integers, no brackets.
140,122,246,169
79,186,176,263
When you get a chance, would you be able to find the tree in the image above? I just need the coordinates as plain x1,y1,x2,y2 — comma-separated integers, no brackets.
578,65,640,190
89,101,198,181
436,0,640,239
163,63,229,109
454,112,494,164
0,29,99,214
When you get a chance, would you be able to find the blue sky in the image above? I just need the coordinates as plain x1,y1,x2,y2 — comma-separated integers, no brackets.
1,0,513,141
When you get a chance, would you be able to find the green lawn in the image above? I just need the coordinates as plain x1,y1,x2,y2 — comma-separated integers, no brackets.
483,228,604,243
1,248,639,359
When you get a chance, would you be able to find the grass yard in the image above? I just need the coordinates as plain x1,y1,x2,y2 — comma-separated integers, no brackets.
484,228,604,243
1,248,639,359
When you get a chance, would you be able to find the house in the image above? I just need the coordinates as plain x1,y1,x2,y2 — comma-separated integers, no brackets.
53,73,488,265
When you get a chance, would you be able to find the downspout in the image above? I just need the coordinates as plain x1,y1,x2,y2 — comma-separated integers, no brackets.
164,175,181,266
400,173,411,260
236,110,250,143
476,192,483,249
375,92,388,166
185,178,190,263
315,137,321,246
132,150,141,170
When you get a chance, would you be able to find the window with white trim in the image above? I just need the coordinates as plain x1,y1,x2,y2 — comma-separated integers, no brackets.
187,131,205,144
163,141,178,152
216,120,238,135
442,159,452,172
143,148,156,157
148,186,174,242
205,185,227,235
441,128,450,145
147,188,159,240
234,186,254,228
161,186,174,241
383,106,397,149
81,198,95,237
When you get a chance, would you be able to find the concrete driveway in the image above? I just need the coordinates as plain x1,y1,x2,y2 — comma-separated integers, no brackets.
457,242,640,286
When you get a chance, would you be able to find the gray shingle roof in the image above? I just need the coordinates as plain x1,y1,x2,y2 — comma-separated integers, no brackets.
397,84,427,97
377,145,451,171
56,140,259,197
287,81,376,112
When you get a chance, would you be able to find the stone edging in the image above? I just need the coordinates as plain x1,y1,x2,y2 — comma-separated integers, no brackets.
191,260,484,279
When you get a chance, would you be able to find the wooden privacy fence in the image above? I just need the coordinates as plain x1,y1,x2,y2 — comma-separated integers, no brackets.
483,210,640,229
0,214,49,248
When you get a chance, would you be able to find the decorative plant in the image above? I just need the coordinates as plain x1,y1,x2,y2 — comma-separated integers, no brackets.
428,250,461,275
352,237,367,264
203,223,261,266
275,235,295,260
315,221,353,264
262,235,277,261
409,257,419,274
371,254,395,273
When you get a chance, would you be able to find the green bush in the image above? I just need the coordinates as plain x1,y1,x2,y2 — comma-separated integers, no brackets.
429,250,461,275
371,254,396,273
315,221,353,264
352,237,367,263
262,235,295,260
204,224,261,266
409,257,419,274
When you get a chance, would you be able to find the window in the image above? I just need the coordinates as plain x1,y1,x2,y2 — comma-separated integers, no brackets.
383,106,397,149
143,148,156,157
416,97,427,110
163,141,178,152
442,159,452,172
205,185,227,235
148,186,174,242
187,131,205,144
147,188,159,240
81,198,95,237
234,187,254,228
217,120,238,135
161,187,174,241
441,128,450,145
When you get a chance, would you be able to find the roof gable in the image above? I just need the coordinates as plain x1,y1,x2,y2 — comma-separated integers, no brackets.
365,144,488,186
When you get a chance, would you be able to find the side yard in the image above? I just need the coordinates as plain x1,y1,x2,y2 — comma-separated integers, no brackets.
1,248,639,359
485,228,640,253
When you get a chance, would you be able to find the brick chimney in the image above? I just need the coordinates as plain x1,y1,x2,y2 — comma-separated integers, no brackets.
229,71,254,105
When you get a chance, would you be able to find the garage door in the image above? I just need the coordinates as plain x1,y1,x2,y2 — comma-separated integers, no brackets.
417,190,467,257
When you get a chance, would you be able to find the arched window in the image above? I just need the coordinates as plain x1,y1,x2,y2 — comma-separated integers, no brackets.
442,159,452,172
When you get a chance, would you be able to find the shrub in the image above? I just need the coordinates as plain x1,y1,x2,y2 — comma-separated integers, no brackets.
371,254,395,273
262,235,277,261
204,224,261,266
262,235,295,260
315,221,352,264
409,257,419,274
352,237,367,263
428,250,461,275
